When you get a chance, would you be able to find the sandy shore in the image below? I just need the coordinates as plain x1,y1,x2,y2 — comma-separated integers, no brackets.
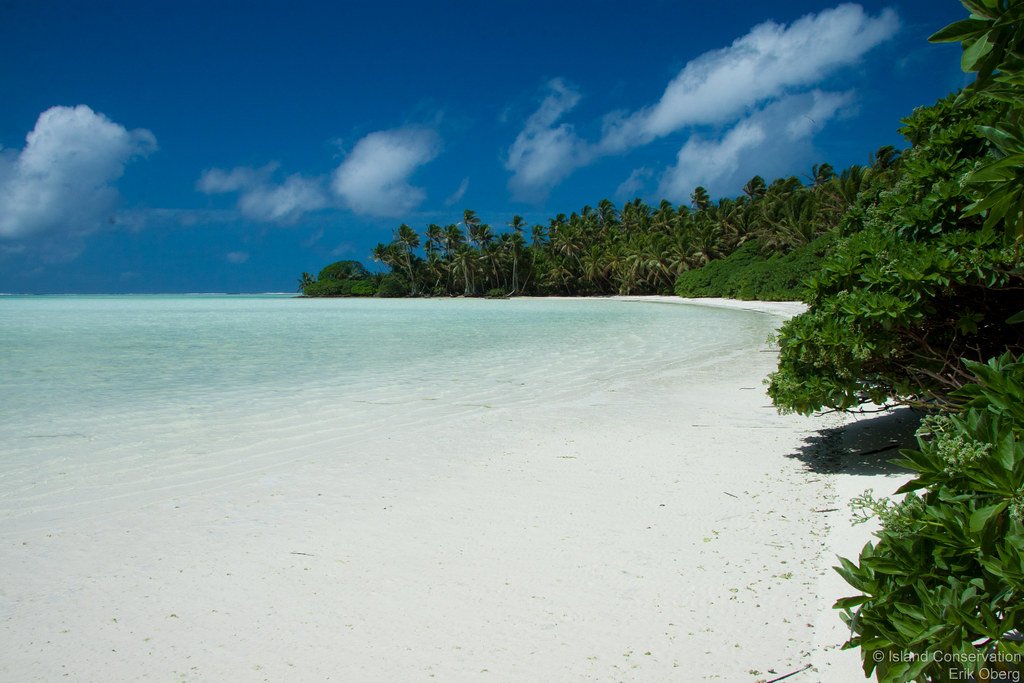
0,296,911,681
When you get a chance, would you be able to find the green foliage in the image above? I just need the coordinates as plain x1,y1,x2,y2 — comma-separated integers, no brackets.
674,233,837,301
303,154,863,299
932,0,1024,237
350,280,375,296
825,7,1024,682
317,259,371,282
769,91,1024,415
375,273,410,298
835,355,1024,682
301,277,377,297
484,287,508,299
300,260,376,297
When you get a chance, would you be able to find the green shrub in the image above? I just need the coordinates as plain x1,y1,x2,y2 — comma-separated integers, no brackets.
318,260,371,282
350,280,376,296
835,354,1024,682
673,233,835,301
301,272,377,297
376,273,409,298
768,92,1023,415
302,278,355,297
485,287,508,299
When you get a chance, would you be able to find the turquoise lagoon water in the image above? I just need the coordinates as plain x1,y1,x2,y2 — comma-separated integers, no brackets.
1,295,771,417
0,295,774,527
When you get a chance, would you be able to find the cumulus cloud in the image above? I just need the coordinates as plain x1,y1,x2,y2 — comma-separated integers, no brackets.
600,4,898,151
197,163,328,224
503,4,898,198
658,90,853,200
331,127,440,217
0,105,156,240
505,79,591,200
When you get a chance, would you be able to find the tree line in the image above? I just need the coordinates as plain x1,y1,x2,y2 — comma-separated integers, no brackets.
299,154,900,299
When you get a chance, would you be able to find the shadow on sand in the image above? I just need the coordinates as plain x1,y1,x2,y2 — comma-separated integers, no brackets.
789,407,925,476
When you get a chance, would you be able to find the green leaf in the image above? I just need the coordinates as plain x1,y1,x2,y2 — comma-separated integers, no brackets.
963,34,995,71
930,18,990,43
969,502,1007,532
961,0,1002,20
834,595,871,610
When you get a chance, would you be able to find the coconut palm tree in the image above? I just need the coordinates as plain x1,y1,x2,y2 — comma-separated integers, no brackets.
395,224,421,295
691,186,711,212
451,244,479,296
743,175,767,200
869,145,900,172
424,223,444,255
809,163,835,187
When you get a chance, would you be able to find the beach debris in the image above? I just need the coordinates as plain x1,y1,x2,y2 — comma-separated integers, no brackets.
764,663,812,682
290,552,315,556
724,492,739,499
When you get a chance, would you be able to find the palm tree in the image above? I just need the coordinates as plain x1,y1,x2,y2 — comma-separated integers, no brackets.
424,223,444,255
620,198,651,235
743,175,767,200
425,250,446,293
869,145,900,172
652,200,677,234
759,190,820,251
530,224,547,246
691,186,711,212
596,198,618,237
469,223,493,250
451,244,479,296
297,272,315,293
581,244,608,291
371,242,396,269
809,163,835,187
502,221,528,295
395,223,421,295
460,209,481,241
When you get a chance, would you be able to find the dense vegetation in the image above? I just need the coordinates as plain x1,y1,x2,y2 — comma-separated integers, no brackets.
299,160,891,299
838,356,1024,682
673,233,839,301
767,91,1023,414
777,2,1023,681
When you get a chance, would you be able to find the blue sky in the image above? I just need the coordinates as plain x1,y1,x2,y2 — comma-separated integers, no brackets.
1,1,966,293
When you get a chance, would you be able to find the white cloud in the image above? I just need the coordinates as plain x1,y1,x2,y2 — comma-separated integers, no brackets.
658,90,853,200
301,227,324,247
196,164,273,193
444,177,470,206
197,163,328,224
0,105,156,240
502,5,898,198
505,79,591,200
331,127,440,217
615,168,652,199
226,251,250,264
237,175,328,223
600,4,898,151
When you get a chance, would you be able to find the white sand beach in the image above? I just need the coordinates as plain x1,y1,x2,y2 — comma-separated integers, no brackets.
0,296,911,681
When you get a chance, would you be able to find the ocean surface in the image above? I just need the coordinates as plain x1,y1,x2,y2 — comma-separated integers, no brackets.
0,295,773,530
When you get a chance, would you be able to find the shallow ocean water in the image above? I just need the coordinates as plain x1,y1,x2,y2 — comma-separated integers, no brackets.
0,295,770,529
